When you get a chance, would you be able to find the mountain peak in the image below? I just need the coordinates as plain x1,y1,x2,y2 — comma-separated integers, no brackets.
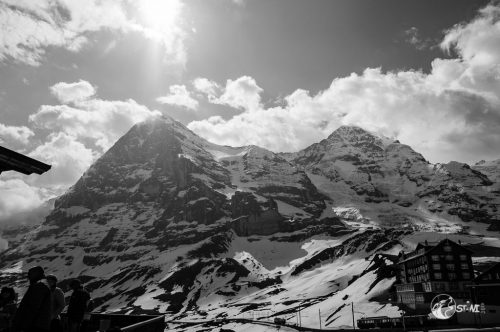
329,125,367,135
133,114,179,132
130,114,214,150
327,125,395,148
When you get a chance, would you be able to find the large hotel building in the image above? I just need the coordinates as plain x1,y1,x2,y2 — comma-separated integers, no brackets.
395,238,474,309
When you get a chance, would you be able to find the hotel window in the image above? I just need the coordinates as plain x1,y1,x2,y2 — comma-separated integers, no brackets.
448,272,457,280
434,272,442,280
434,282,445,291
446,264,455,270
433,264,441,270
445,255,454,261
431,255,439,261
444,245,452,252
461,263,469,270
460,254,467,261
462,272,471,279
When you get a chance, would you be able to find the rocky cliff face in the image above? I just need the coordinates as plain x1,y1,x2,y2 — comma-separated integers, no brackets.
293,126,429,204
473,159,500,193
290,125,499,230
1,117,499,330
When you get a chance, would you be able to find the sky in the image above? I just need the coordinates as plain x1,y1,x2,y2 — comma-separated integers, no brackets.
1,0,500,225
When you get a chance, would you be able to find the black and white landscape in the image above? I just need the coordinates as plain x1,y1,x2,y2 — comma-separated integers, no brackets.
2,116,500,329
1,1,500,331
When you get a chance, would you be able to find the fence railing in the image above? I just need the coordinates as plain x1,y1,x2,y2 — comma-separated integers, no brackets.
62,313,166,332
120,315,165,332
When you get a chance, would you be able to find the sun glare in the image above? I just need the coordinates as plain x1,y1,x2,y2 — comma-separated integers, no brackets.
138,0,182,33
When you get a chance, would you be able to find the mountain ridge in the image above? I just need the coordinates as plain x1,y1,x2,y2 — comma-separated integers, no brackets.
1,116,499,330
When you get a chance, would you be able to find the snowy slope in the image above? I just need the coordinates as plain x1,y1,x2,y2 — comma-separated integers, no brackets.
0,118,499,331
293,126,499,231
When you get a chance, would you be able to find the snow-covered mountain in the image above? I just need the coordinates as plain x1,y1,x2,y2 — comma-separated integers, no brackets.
1,116,499,330
291,125,499,230
473,159,500,196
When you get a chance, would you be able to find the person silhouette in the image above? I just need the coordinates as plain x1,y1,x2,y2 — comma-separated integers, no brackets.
66,280,91,332
45,275,65,332
0,287,17,332
12,266,52,332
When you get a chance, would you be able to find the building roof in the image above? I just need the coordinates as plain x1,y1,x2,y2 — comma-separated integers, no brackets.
398,238,471,264
0,145,51,175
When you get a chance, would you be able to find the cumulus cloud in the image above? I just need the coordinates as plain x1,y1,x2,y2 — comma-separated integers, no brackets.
188,4,500,164
217,76,263,111
50,80,96,104
191,76,262,111
31,81,162,150
439,4,500,102
27,132,96,188
0,118,96,226
193,77,220,102
157,84,199,110
0,0,187,66
0,123,34,145
0,178,48,223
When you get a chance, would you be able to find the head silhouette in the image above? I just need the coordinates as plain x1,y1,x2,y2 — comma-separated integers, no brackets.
27,266,45,283
46,274,58,289
69,278,82,290
1,287,16,303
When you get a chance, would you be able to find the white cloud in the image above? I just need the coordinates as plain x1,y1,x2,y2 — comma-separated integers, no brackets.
157,84,199,110
441,5,500,66
217,76,263,111
0,123,34,145
193,77,220,102
0,0,187,66
50,80,96,104
31,81,162,150
404,27,420,44
156,76,263,111
403,27,431,50
192,76,263,111
27,132,96,188
0,178,48,222
0,172,56,226
0,1,66,65
439,4,500,102
188,4,500,164
0,131,95,225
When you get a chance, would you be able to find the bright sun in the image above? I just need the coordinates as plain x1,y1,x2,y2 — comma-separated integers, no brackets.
138,0,182,33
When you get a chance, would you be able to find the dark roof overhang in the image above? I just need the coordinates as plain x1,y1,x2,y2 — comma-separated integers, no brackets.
0,145,51,175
